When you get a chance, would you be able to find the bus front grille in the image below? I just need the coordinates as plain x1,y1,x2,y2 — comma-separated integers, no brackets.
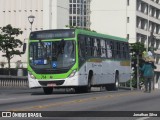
38,80,65,86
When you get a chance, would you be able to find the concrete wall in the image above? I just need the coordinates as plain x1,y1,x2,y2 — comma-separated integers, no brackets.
90,0,128,39
57,0,69,28
127,0,136,43
43,0,69,29
90,0,138,43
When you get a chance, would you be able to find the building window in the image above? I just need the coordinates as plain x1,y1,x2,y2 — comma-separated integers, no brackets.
70,4,72,14
73,4,76,14
69,0,90,29
127,34,129,40
127,17,130,23
127,0,130,6
73,16,76,26
77,16,80,26
69,16,72,26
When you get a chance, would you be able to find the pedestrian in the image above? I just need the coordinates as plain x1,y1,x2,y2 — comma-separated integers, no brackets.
140,61,156,93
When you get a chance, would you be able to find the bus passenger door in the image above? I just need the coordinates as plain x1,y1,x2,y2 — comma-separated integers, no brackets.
78,35,87,85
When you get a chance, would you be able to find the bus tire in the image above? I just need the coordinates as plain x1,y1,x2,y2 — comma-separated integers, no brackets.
75,73,92,93
113,73,119,91
74,87,82,93
43,87,53,94
106,73,119,91
84,71,93,93
83,78,91,93
75,84,91,93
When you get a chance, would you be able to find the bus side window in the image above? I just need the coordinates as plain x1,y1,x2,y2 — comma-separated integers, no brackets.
122,43,125,59
125,43,129,59
101,39,106,58
116,42,121,59
122,43,129,59
97,39,101,57
110,41,115,58
106,41,112,59
90,38,94,57
93,38,98,57
85,37,92,57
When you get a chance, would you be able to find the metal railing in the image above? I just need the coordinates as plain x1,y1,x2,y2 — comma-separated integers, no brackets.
0,75,28,88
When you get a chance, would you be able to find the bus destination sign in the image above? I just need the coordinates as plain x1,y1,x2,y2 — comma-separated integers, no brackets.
30,30,75,40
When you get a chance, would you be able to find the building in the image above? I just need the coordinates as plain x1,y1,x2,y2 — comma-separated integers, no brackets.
69,0,91,29
90,0,160,43
0,0,69,68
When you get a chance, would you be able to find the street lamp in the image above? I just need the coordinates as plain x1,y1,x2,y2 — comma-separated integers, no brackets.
28,15,35,31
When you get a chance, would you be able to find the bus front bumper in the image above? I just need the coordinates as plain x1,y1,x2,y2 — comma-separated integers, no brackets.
28,73,86,88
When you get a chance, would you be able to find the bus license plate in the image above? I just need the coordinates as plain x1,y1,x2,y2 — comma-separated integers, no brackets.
47,83,56,87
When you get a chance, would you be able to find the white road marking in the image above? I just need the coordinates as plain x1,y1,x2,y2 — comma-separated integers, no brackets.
136,117,150,120
0,98,16,100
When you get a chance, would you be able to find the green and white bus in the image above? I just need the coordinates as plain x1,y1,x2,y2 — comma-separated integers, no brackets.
28,29,131,94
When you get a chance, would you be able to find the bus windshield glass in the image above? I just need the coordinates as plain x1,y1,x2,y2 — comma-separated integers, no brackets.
29,40,75,69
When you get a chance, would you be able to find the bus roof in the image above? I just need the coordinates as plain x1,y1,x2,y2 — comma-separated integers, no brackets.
29,28,128,42
75,29,128,42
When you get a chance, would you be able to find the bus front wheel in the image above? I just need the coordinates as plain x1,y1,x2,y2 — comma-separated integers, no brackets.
75,77,92,93
82,73,92,93
43,87,53,94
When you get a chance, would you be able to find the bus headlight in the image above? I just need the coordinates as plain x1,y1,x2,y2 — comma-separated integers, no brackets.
29,72,36,79
69,70,77,78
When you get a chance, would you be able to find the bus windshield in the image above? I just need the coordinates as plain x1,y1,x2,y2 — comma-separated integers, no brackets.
29,40,75,69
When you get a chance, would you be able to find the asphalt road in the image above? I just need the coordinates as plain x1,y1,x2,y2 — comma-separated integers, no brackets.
0,87,160,120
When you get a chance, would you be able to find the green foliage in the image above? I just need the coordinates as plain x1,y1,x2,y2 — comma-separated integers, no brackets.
130,42,146,54
0,24,23,69
130,42,146,66
129,42,146,88
126,77,144,88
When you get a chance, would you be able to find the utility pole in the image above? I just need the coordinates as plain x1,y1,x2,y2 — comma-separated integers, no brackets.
136,54,140,90
150,31,156,90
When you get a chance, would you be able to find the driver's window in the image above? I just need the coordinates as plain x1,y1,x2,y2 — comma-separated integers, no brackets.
64,41,74,58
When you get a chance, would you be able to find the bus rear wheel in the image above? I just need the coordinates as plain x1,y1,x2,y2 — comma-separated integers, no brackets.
43,87,53,94
106,74,119,91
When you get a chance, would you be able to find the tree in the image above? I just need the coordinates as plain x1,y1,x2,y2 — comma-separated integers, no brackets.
130,42,146,88
130,42,146,68
0,24,23,70
130,42,146,55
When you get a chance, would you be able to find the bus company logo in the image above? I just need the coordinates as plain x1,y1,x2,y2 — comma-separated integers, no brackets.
2,112,11,117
